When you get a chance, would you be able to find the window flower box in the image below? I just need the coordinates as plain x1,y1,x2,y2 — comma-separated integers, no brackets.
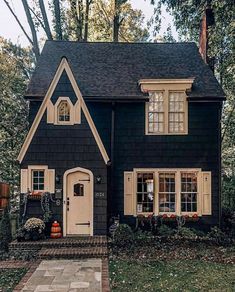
28,192,43,201
182,214,199,222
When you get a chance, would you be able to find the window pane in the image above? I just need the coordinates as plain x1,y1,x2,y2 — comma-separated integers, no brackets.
136,173,154,213
148,92,164,133
58,101,70,122
32,170,44,191
158,173,176,213
181,172,197,212
168,92,185,133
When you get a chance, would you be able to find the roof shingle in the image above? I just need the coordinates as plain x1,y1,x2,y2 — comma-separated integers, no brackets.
25,41,225,100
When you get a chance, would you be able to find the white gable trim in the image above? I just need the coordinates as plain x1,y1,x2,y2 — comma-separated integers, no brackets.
17,58,110,164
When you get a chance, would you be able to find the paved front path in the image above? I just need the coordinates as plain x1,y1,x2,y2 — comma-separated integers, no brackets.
21,259,102,292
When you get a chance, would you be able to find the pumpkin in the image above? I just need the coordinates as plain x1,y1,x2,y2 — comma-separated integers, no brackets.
50,221,62,238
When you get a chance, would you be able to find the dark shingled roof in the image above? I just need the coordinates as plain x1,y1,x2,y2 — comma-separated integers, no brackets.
25,41,225,100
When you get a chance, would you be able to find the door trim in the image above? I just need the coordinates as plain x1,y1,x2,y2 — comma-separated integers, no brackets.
63,167,94,236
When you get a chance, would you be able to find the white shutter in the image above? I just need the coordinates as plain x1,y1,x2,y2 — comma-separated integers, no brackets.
47,169,55,193
47,100,54,124
21,169,28,193
74,100,81,124
124,172,134,215
201,171,212,215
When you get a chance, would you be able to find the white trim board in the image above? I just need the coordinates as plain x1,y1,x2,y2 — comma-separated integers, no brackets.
17,58,110,165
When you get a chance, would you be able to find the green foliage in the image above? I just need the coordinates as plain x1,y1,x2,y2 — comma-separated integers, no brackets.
0,37,34,187
0,268,27,292
0,209,12,251
89,0,149,42
113,224,134,247
133,230,153,246
177,227,197,239
222,207,235,237
158,224,175,237
208,226,230,245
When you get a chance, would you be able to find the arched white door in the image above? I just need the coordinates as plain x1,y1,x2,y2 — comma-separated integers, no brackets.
64,168,93,236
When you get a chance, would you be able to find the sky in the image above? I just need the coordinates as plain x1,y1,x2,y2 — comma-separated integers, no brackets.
0,0,177,48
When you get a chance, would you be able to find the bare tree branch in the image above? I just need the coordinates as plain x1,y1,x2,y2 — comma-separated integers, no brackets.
21,0,40,60
3,0,33,46
39,0,53,40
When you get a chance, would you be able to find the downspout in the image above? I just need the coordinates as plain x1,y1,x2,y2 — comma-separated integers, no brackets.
218,103,222,228
108,102,115,222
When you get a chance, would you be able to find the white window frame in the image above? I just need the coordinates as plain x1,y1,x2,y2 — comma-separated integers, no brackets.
54,97,75,125
133,168,202,216
145,90,188,135
28,165,48,193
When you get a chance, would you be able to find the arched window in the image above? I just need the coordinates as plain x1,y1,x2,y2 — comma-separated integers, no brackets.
58,101,70,122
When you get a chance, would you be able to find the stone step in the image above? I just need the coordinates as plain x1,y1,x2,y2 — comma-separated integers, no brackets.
39,246,108,259
9,236,108,251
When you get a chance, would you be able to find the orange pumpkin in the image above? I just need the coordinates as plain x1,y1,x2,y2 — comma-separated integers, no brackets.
50,221,62,238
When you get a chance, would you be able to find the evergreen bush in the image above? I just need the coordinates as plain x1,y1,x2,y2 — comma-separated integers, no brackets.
0,208,12,251
113,224,134,247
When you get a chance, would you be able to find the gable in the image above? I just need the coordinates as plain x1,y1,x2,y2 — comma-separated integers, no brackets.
18,58,110,164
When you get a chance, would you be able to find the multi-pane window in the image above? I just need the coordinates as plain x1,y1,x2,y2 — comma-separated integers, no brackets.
58,101,70,122
147,91,187,134
32,170,44,191
137,173,154,213
181,172,197,212
159,173,176,213
148,92,164,133
169,92,185,133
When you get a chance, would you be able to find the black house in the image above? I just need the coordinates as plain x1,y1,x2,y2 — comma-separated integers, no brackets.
18,41,225,236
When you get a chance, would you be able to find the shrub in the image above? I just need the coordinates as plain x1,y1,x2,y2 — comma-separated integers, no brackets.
134,230,153,245
177,227,197,239
0,209,12,251
208,226,231,245
222,207,235,237
190,228,206,237
113,224,134,247
158,224,175,237
16,217,45,241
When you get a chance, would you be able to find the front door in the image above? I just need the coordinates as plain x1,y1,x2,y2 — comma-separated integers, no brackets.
66,170,92,235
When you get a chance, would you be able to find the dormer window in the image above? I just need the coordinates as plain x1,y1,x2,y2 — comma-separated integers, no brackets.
58,100,70,122
139,79,194,135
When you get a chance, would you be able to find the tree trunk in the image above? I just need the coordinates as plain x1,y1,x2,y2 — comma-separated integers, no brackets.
21,0,40,60
39,0,53,40
53,0,63,40
113,0,119,42
69,0,81,40
84,0,92,42
77,0,84,41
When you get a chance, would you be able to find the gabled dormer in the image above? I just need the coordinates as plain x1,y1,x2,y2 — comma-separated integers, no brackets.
139,79,194,135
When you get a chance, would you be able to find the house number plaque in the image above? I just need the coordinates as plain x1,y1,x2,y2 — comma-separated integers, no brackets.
95,192,105,198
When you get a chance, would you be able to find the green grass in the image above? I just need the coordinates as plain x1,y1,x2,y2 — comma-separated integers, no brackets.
109,259,235,292
0,268,27,292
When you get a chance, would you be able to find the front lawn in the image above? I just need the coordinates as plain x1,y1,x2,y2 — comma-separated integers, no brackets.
0,268,27,292
110,259,235,291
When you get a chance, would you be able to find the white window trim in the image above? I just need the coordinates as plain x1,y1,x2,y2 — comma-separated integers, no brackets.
145,90,188,135
54,97,75,125
28,165,48,192
133,168,202,216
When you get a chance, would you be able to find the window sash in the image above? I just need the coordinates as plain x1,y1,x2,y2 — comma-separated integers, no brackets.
147,91,187,134
135,169,199,215
32,170,45,191
58,101,70,122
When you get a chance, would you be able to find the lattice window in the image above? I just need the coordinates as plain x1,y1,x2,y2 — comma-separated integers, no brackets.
148,92,164,133
159,172,176,213
58,101,70,122
137,173,154,213
181,172,198,212
32,170,44,191
169,92,185,133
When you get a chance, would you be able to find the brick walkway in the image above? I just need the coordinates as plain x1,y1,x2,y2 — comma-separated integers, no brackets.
0,261,31,269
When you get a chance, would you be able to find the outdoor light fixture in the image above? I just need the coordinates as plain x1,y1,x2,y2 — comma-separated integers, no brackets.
96,175,102,184
55,175,60,184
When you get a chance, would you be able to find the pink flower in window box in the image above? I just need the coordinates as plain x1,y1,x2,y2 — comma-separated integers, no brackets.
192,214,199,221
170,214,176,219
162,214,168,219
